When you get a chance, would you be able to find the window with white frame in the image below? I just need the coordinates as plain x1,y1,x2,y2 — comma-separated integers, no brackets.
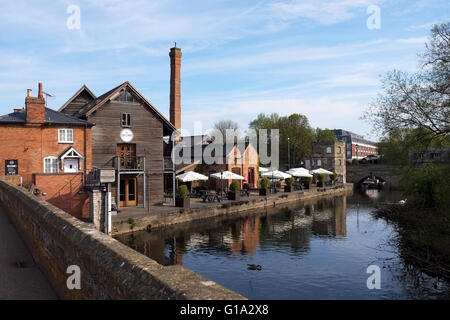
326,147,332,154
44,157,58,173
58,128,74,143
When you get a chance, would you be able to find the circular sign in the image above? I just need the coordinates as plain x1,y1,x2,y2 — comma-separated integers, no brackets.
120,129,134,142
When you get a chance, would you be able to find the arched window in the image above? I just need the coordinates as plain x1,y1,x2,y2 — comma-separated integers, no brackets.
326,147,332,154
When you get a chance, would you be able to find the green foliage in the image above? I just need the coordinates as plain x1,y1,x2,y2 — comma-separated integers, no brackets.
260,177,270,189
317,173,326,182
315,128,336,143
330,172,338,181
351,158,359,165
276,180,282,188
304,176,313,184
249,113,315,166
285,177,295,186
177,185,189,199
399,164,450,209
230,180,241,192
127,218,137,230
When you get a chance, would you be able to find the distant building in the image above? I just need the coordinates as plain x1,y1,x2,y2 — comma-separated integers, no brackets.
408,148,450,163
304,141,346,183
333,129,378,161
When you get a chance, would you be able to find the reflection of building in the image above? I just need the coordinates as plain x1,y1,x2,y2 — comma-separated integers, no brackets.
333,197,347,236
305,141,346,183
0,83,93,218
230,217,260,256
334,129,378,161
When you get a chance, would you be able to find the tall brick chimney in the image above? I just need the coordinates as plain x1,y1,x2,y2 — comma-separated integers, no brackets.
26,82,46,124
169,45,182,130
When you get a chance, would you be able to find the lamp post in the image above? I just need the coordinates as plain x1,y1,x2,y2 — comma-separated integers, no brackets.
355,144,359,160
288,137,291,170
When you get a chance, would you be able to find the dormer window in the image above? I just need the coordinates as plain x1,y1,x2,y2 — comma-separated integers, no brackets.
58,128,74,143
122,113,131,127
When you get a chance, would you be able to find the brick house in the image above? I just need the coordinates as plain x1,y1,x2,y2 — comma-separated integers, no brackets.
0,83,94,218
176,140,260,190
304,141,346,183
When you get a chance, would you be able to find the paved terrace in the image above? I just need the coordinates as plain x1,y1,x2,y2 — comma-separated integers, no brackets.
112,185,353,234
0,206,57,299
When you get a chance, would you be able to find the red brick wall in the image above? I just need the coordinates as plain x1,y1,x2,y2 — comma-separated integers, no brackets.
33,173,89,219
0,124,92,186
351,143,378,159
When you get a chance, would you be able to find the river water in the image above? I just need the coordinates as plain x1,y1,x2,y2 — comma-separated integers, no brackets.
115,190,450,299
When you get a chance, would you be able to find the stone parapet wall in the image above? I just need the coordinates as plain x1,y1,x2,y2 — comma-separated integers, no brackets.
0,179,244,300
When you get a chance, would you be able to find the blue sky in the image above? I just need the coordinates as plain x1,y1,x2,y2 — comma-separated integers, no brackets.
0,0,448,141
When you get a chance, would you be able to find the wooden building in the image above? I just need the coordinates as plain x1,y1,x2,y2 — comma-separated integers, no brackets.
59,81,176,208
59,46,182,208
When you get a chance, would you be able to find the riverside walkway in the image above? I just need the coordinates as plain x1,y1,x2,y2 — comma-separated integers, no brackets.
0,206,57,300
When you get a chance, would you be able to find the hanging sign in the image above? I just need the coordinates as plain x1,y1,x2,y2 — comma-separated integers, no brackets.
5,160,18,175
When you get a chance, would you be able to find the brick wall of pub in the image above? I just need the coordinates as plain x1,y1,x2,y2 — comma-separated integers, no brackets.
0,124,92,186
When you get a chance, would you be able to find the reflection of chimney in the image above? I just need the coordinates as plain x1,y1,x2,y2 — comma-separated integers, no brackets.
26,82,46,124
169,45,182,130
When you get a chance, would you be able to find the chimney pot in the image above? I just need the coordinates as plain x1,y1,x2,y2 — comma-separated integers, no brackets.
38,82,43,98
27,89,32,97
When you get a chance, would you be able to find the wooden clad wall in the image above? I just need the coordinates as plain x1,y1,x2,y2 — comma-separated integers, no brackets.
63,91,95,116
88,100,165,205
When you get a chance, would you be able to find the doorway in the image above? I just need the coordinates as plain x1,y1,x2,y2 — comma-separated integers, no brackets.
120,177,137,207
64,159,79,173
248,167,255,188
117,144,136,169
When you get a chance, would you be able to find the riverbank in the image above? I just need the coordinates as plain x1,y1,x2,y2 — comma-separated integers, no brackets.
373,204,450,281
112,184,353,235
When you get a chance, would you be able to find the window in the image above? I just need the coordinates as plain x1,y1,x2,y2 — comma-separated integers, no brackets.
58,128,74,143
317,159,322,166
122,113,131,127
115,88,138,103
44,157,58,173
326,147,332,154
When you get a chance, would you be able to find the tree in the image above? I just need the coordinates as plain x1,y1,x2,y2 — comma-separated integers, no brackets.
249,113,315,167
315,128,336,143
365,22,450,140
211,120,240,143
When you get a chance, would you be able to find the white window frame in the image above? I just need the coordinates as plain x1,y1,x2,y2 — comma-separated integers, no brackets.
58,128,74,143
43,156,59,173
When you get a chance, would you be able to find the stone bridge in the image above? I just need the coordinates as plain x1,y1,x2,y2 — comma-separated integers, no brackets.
346,164,399,188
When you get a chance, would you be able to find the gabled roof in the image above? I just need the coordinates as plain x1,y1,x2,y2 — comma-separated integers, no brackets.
72,81,176,133
0,108,94,126
59,146,84,159
58,85,96,113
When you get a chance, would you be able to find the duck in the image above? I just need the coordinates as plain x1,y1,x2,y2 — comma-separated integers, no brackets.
247,264,262,271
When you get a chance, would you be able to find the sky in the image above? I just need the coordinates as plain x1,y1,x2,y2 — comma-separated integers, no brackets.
0,0,448,141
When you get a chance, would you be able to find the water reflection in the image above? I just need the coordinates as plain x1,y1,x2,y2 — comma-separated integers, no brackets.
118,197,348,267
115,191,450,299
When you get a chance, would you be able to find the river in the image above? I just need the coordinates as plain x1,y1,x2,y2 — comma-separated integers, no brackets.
115,190,450,299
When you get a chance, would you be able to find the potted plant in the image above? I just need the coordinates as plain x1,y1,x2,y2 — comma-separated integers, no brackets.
259,177,270,196
303,176,312,189
228,180,241,201
175,185,190,208
317,173,326,187
284,177,295,192
330,172,338,185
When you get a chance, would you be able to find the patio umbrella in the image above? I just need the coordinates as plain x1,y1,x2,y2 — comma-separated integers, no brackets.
210,171,245,180
311,168,334,175
259,167,269,173
287,168,313,178
176,171,208,193
210,171,245,195
176,171,209,182
261,170,292,180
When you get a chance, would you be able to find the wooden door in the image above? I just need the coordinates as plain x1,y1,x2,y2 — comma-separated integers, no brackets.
117,144,136,169
248,167,255,188
119,177,137,207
